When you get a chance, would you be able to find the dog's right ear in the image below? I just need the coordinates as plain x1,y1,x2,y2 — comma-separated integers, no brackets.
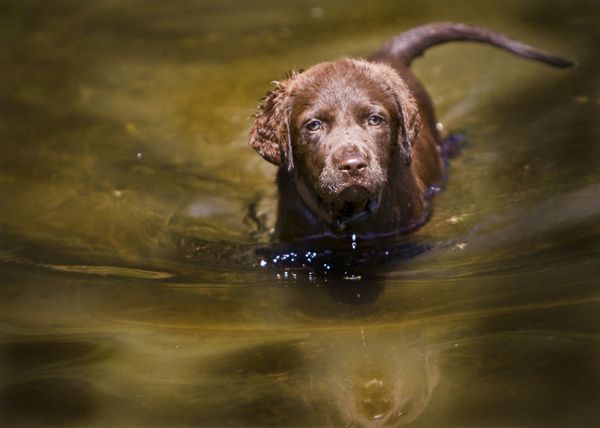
249,83,289,166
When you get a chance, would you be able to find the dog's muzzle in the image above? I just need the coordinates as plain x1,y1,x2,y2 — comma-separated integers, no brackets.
296,177,381,232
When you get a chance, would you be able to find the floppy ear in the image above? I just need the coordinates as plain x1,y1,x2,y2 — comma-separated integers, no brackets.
372,63,423,166
249,83,289,167
396,88,422,167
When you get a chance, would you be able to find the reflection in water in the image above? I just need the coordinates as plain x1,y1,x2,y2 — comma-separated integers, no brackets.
322,344,439,427
253,238,430,304
1,0,600,426
204,335,439,427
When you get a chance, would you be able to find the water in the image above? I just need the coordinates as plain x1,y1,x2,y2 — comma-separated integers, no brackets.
1,0,599,426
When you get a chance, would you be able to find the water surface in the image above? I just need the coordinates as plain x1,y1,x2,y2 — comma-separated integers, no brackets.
1,0,599,426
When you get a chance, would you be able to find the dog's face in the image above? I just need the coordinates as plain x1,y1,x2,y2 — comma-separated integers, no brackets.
250,59,422,230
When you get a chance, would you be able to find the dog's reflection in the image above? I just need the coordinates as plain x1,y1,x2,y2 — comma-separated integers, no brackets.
305,337,439,427
207,335,439,427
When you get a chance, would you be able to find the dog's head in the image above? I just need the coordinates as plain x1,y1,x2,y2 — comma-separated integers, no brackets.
250,59,422,230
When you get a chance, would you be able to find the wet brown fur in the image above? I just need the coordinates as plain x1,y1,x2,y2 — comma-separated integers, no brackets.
249,23,573,241
251,57,442,241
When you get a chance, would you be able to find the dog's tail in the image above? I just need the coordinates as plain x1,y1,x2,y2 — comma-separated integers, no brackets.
374,22,574,68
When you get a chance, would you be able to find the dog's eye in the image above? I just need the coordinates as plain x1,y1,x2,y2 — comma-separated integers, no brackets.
305,119,323,132
367,114,385,126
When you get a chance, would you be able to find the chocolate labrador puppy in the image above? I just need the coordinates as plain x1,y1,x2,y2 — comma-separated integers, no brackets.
250,22,572,241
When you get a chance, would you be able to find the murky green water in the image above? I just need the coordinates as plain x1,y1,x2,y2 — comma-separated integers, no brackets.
1,1,599,426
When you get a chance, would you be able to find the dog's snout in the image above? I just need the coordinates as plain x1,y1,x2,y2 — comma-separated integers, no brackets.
339,155,368,172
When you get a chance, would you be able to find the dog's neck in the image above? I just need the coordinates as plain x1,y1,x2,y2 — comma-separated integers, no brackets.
274,165,426,241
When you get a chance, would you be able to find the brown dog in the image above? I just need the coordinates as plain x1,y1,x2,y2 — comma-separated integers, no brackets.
250,23,572,241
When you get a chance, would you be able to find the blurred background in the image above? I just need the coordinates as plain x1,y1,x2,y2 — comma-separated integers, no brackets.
1,1,599,426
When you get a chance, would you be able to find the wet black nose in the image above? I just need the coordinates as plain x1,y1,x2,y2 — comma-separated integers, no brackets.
338,155,368,172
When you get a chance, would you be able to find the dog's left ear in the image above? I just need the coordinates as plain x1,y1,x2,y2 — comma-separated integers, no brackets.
373,63,423,166
396,89,422,167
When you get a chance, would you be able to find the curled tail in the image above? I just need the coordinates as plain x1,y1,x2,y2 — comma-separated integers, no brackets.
375,22,574,68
